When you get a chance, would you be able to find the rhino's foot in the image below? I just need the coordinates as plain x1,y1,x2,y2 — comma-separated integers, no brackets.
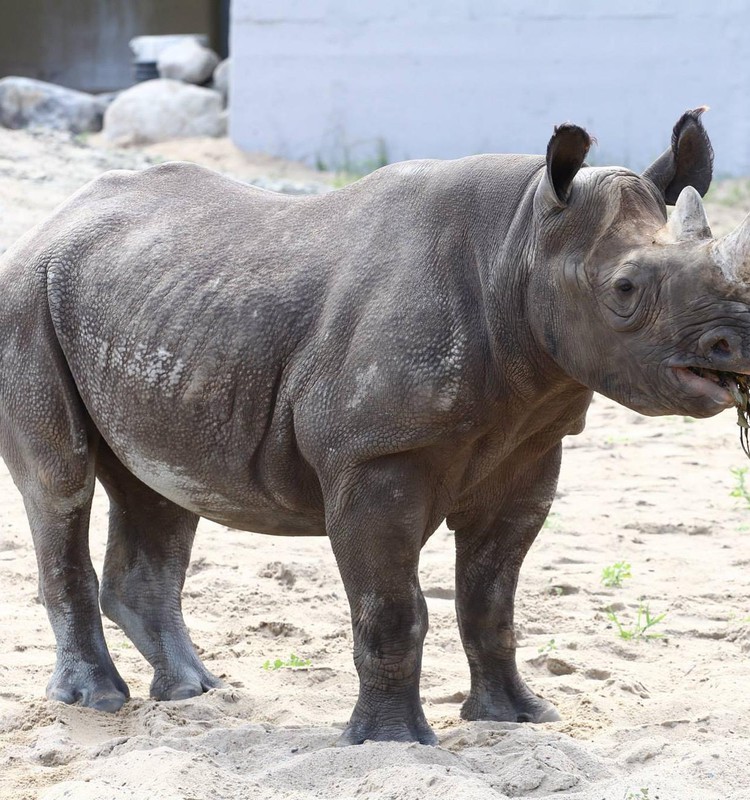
150,662,222,702
336,696,438,746
100,590,220,702
336,720,438,747
47,662,130,713
460,685,560,724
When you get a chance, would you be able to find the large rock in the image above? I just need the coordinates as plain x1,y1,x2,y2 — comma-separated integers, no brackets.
212,59,230,106
103,79,225,144
0,77,103,134
157,39,220,85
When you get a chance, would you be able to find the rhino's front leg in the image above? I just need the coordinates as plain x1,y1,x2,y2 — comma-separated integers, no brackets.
452,444,562,724
325,459,437,746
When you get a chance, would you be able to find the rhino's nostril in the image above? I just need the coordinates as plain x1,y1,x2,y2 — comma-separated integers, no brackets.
712,338,731,356
699,329,740,361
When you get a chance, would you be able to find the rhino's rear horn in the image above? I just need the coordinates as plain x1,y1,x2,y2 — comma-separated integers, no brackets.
643,107,714,206
540,124,592,207
667,186,712,241
713,212,750,283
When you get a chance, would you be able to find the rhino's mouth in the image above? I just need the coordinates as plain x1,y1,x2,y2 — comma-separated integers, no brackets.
673,366,750,428
705,370,750,458
671,366,739,407
688,367,744,390
687,367,750,401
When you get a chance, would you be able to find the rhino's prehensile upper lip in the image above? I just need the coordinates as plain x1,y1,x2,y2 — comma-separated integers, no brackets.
667,355,750,379
669,364,741,408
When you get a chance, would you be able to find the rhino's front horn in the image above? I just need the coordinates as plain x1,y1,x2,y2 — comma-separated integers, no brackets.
713,211,750,282
667,185,712,241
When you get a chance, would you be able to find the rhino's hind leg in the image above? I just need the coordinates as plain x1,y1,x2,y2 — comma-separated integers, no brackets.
0,332,128,711
96,444,220,701
27,491,130,712
325,460,437,746
452,446,563,725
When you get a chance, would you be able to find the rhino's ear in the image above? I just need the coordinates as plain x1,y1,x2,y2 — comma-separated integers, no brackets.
643,107,714,206
538,124,592,208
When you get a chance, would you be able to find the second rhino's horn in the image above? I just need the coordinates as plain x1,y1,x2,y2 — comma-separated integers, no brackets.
713,211,750,283
667,186,712,241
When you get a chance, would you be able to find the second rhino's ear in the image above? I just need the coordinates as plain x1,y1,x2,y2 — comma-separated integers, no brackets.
537,124,592,209
643,107,714,205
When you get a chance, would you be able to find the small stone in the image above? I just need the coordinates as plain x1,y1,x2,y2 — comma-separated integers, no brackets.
423,586,455,599
584,667,611,680
257,562,296,587
619,680,650,698
623,738,666,763
429,690,467,704
547,582,579,596
546,656,577,676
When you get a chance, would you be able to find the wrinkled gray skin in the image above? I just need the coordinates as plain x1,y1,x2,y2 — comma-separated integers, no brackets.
2,110,750,746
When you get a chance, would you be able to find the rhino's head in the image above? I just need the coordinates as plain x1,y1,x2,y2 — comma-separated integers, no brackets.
530,108,750,418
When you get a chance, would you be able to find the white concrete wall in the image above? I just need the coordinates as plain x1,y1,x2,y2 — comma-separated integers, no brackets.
230,1,750,176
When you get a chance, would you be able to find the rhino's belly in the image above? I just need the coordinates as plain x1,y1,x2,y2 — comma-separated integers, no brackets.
114,449,326,536
75,352,327,535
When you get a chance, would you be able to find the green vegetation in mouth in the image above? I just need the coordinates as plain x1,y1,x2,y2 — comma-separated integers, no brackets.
688,369,750,456
721,372,750,458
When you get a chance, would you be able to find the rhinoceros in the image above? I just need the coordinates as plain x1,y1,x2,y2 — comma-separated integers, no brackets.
1,109,748,746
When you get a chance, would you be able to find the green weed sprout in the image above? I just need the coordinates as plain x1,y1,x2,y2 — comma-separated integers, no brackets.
607,604,666,640
601,561,632,588
262,653,312,670
730,466,750,507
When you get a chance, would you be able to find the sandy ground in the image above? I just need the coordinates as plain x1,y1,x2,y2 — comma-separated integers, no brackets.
0,128,749,800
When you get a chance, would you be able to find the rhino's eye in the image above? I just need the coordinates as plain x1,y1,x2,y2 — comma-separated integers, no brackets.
603,268,646,331
615,277,634,294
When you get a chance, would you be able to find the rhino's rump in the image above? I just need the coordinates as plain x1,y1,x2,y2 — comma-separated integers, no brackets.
41,167,330,532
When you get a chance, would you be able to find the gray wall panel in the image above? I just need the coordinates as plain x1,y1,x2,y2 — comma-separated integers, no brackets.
230,1,750,175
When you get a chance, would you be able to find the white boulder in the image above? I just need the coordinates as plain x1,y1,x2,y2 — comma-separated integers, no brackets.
0,77,103,134
157,39,220,85
103,79,225,144
212,59,230,106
